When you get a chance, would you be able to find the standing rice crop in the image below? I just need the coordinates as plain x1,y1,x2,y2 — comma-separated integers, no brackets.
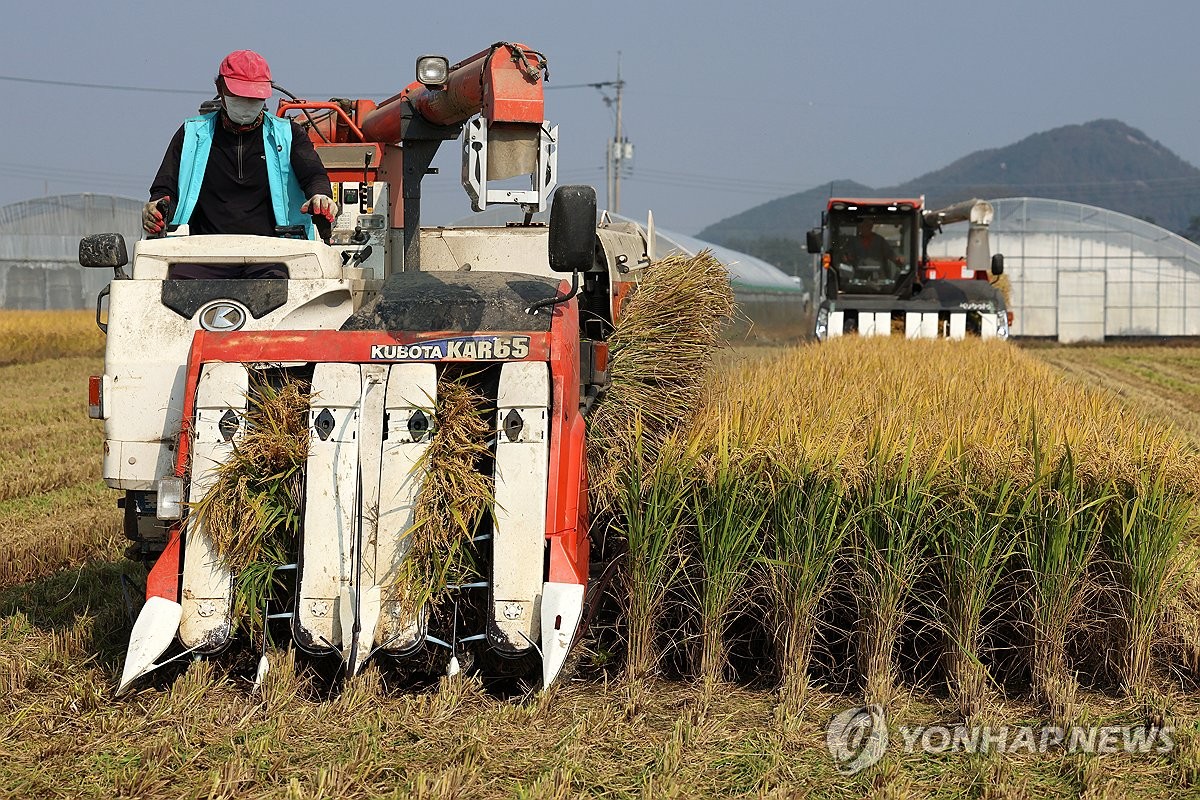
1101,456,1195,696
851,433,944,708
614,423,693,679
685,423,770,685
934,476,1024,719
1018,442,1109,721
599,335,1200,706
763,461,852,708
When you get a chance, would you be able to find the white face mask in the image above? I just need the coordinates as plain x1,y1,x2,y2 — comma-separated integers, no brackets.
223,95,264,125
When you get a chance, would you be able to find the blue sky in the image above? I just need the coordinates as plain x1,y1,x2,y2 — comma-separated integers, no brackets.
3,0,1198,234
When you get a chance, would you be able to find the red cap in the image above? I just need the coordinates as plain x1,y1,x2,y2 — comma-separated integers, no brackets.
218,50,272,99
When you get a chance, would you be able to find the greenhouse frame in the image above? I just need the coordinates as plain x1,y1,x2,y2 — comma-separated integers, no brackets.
930,197,1200,342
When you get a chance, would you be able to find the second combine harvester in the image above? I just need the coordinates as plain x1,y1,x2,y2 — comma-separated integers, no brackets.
80,43,652,694
807,196,1011,340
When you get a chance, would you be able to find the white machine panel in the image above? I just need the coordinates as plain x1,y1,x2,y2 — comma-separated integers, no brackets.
179,362,247,650
490,361,550,652
859,311,891,337
376,363,438,652
980,312,999,339
949,313,967,340
905,312,939,339
295,363,361,652
540,581,585,688
827,311,845,338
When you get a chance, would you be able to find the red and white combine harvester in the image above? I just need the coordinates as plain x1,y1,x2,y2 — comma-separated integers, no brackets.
807,197,1011,340
79,43,649,694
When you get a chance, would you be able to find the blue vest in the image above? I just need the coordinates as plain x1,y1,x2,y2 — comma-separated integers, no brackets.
172,112,313,239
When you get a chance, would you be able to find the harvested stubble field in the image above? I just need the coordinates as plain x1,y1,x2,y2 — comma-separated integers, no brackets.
1029,342,1200,445
4,309,1200,798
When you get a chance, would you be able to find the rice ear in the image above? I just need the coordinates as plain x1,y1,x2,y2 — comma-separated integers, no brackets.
389,371,494,618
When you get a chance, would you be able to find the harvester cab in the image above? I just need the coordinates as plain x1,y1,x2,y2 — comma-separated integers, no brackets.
807,197,1010,340
80,43,650,695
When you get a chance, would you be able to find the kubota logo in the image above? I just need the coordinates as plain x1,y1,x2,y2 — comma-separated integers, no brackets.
198,301,248,332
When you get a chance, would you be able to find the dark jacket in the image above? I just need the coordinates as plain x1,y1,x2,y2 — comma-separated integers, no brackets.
149,113,331,237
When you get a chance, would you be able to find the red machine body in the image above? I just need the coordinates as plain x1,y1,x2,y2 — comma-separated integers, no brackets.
107,42,618,693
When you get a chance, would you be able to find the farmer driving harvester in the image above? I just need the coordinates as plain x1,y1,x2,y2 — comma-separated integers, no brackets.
842,219,906,279
142,50,337,278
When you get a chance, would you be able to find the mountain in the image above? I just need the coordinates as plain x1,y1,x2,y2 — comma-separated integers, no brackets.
699,120,1200,248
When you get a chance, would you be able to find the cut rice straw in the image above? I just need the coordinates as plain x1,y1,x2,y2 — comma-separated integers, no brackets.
587,249,735,516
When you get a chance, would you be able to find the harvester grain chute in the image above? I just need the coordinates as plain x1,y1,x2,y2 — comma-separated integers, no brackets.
807,196,1011,340
80,43,653,694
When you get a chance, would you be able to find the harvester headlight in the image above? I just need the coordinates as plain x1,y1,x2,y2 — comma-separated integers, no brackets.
416,55,449,87
997,311,1010,339
815,307,829,341
156,477,184,520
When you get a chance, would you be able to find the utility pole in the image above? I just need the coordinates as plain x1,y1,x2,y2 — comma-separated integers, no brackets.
591,54,631,213
561,55,633,212
612,54,625,214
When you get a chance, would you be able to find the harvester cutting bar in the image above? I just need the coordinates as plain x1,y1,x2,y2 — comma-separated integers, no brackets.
121,318,589,689
290,358,562,670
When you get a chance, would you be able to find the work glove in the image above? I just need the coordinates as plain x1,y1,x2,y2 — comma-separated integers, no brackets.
301,194,338,222
142,196,169,235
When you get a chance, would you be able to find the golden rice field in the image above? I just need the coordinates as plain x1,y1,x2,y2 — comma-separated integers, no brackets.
3,309,1200,798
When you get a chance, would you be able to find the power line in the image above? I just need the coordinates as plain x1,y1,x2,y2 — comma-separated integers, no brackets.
0,74,206,95
0,159,151,182
624,173,800,197
544,81,619,91
634,166,811,191
0,73,390,98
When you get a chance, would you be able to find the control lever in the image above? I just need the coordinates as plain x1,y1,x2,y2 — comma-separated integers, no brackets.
148,197,171,240
341,245,373,268
311,212,333,244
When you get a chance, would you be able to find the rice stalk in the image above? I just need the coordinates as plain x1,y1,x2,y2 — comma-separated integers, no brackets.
390,371,494,618
1157,542,1200,682
685,423,770,685
935,476,1024,719
1102,462,1195,696
189,376,309,636
852,431,943,708
615,423,693,679
763,463,852,709
1019,438,1109,721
